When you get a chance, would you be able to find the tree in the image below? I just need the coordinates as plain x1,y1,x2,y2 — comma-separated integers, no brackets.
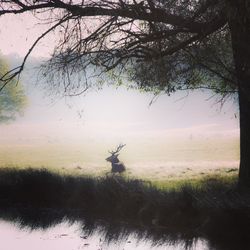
0,0,249,185
0,56,27,123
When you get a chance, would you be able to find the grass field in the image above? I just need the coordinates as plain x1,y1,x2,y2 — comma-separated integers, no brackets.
0,136,239,181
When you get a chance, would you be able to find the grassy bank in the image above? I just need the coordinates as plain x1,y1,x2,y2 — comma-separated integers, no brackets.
0,167,249,250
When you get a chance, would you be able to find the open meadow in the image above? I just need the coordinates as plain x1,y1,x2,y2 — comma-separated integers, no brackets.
0,135,239,181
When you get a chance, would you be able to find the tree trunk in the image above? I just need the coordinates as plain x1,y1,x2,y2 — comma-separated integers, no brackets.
227,0,250,186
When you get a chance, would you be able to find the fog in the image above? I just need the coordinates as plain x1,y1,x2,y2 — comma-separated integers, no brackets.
0,62,240,178
0,12,240,178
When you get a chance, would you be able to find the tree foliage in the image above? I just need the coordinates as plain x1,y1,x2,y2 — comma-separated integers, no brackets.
0,57,27,123
0,0,237,98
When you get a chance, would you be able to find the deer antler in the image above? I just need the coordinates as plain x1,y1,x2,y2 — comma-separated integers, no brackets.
109,143,126,155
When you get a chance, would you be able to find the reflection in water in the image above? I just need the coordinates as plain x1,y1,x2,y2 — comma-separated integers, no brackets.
0,206,201,250
0,168,250,250
0,220,208,250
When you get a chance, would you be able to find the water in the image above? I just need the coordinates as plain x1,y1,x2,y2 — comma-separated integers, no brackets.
0,168,248,250
0,220,209,250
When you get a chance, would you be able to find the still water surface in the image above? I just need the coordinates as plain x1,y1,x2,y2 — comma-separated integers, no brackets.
0,220,209,250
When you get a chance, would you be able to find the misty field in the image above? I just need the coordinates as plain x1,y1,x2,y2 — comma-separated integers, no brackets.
0,136,239,180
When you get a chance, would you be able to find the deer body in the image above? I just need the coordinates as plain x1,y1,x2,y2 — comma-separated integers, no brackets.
112,163,125,173
106,144,126,174
111,156,126,173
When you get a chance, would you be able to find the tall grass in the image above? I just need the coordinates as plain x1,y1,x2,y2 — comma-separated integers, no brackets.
0,167,249,250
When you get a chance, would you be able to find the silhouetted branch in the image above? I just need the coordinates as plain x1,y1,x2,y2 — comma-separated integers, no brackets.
0,14,71,91
0,1,231,95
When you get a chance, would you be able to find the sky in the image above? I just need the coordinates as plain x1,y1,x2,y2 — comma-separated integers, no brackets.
0,13,55,57
0,12,240,174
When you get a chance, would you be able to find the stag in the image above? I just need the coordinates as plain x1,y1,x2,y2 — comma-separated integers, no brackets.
106,144,126,173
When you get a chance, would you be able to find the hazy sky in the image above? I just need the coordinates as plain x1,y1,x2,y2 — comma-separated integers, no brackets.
0,12,239,143
0,13,55,57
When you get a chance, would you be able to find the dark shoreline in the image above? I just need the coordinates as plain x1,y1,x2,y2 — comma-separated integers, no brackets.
0,167,249,250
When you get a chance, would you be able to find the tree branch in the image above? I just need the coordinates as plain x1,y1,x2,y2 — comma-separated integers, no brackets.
0,14,71,92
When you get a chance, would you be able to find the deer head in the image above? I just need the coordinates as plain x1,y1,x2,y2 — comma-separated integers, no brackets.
106,143,126,163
